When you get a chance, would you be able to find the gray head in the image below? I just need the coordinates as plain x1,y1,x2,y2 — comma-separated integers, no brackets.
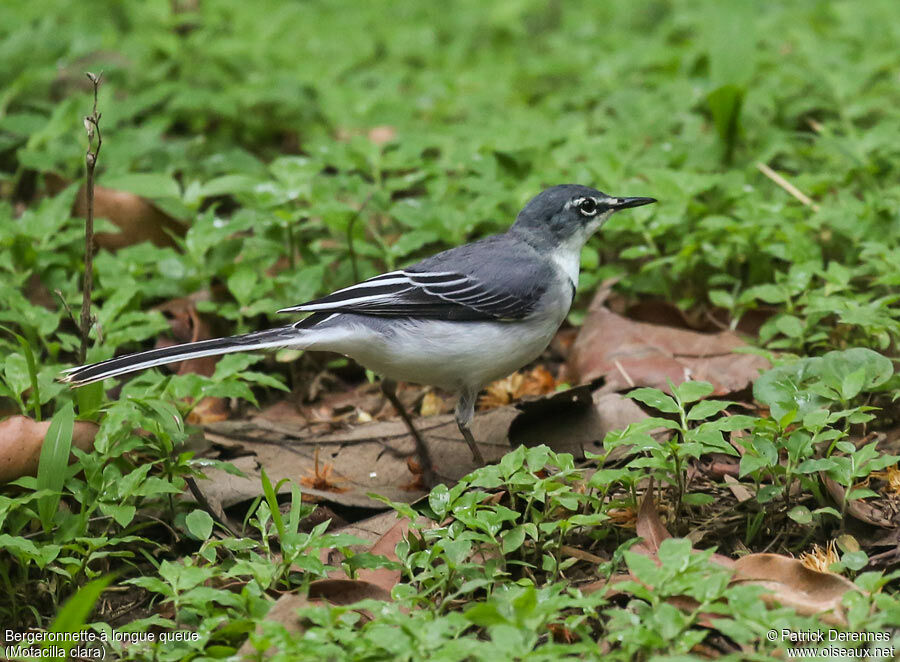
511,184,656,248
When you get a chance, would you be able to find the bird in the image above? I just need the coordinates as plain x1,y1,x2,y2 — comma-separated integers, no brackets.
61,185,656,481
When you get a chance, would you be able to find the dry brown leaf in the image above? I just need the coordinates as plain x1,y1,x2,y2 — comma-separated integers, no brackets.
187,396,230,425
45,173,186,251
569,298,769,395
367,126,397,145
606,507,637,528
634,479,670,554
558,544,606,565
156,295,231,422
870,465,900,497
723,474,754,503
330,510,416,549
731,553,859,625
822,474,896,528
77,185,186,250
419,391,445,417
308,579,393,604
201,384,646,508
0,416,98,482
508,388,648,458
478,366,557,410
155,295,218,377
236,592,315,658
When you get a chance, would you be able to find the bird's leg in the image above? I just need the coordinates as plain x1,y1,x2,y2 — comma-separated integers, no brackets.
380,378,436,483
455,389,486,466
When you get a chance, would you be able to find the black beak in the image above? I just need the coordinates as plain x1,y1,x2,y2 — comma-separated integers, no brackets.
610,196,657,210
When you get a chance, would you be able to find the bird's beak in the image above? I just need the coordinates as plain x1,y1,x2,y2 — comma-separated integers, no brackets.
610,196,657,210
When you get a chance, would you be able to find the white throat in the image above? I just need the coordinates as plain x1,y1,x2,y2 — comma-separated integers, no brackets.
547,211,611,287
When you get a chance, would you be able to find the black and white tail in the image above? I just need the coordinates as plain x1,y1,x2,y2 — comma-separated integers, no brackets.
60,326,301,387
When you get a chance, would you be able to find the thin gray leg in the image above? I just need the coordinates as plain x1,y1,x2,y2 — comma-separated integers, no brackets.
380,379,436,482
455,388,485,466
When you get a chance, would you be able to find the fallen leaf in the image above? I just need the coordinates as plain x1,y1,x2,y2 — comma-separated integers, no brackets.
731,553,859,625
870,465,900,497
558,544,606,565
822,474,896,528
478,366,557,411
155,294,219,377
156,295,230,423
0,416,98,482
419,391,446,417
508,388,649,458
723,474,754,503
634,479,670,554
307,579,392,604
569,295,769,396
235,592,314,658
367,126,396,145
76,185,186,250
330,509,419,548
200,384,647,507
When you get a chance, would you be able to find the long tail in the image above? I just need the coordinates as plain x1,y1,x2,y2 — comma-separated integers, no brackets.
60,325,302,387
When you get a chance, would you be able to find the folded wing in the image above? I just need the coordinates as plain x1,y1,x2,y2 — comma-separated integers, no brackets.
279,236,551,321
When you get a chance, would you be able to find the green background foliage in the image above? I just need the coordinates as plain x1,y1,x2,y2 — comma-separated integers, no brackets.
3,0,899,364
2,0,900,658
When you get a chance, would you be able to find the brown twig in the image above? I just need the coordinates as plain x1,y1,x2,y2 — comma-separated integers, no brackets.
79,72,103,365
755,162,820,212
54,288,80,330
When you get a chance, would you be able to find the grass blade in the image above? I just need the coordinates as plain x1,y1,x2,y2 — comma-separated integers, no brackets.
36,403,75,531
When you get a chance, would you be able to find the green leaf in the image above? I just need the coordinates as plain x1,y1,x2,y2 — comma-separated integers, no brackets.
681,493,715,506
707,84,744,162
198,174,263,199
186,509,215,540
74,381,104,418
428,483,451,519
3,352,31,398
627,387,679,414
14,335,41,420
37,403,75,531
774,314,804,339
840,367,867,401
657,538,692,572
101,172,181,199
99,502,137,528
787,506,812,525
227,265,259,306
44,576,114,659
840,551,869,572
464,602,510,627
674,380,715,404
686,399,731,421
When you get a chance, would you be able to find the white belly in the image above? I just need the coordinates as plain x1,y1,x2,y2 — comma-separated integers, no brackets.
307,314,563,392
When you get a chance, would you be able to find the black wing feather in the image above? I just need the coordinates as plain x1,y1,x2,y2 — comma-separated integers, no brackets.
279,235,553,321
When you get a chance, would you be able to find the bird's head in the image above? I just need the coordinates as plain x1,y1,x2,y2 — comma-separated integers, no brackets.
512,184,656,247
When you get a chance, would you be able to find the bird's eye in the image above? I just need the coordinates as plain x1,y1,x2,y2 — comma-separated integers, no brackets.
577,198,597,216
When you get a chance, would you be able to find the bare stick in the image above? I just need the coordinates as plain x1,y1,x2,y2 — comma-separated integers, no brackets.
79,72,103,365
755,162,820,212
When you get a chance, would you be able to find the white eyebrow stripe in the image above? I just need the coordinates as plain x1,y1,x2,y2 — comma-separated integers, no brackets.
565,196,603,210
